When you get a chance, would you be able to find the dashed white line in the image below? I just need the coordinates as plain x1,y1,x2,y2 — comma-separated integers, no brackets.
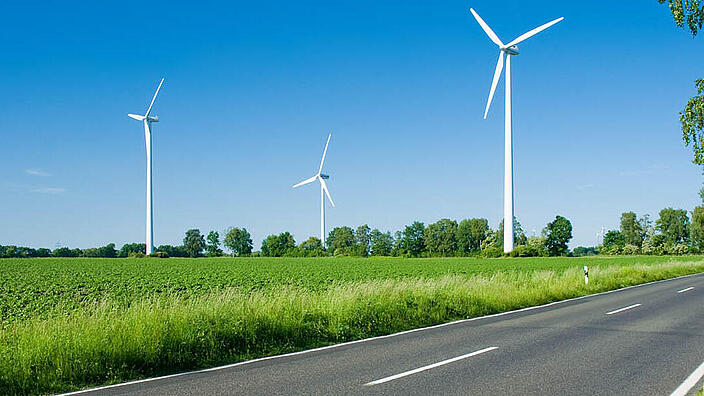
677,287,694,293
364,347,498,386
670,359,704,396
605,303,641,315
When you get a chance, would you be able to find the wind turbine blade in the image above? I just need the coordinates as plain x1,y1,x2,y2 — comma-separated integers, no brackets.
145,77,165,117
319,178,334,207
318,133,331,175
470,8,504,47
505,16,564,47
292,175,317,188
128,113,145,121
484,51,504,119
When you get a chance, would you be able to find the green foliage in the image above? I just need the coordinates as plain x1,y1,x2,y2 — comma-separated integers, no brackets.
424,218,458,256
261,232,295,257
457,218,489,254
400,221,425,257
658,0,704,36
223,227,253,257
156,245,189,257
354,225,371,257
82,243,117,258
620,212,646,247
572,246,598,257
183,229,206,258
369,229,393,256
119,243,146,257
690,206,704,251
297,237,326,257
149,251,169,258
206,231,223,257
656,208,690,245
603,230,625,250
543,216,573,256
326,226,355,255
490,217,528,250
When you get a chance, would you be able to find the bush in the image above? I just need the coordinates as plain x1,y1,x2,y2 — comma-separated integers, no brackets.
509,245,540,257
128,252,146,258
667,243,690,255
481,246,503,258
149,251,169,258
621,244,640,255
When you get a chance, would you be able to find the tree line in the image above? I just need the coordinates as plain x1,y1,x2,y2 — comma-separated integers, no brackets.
4,205,704,259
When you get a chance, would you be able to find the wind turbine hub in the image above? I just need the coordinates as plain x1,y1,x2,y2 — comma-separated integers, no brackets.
319,174,329,180
501,45,519,55
148,115,159,123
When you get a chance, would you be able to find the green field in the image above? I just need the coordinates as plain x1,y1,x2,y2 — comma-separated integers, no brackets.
2,255,702,326
2,255,704,394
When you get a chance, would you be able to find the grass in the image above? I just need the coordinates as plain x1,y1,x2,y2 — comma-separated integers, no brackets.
0,256,703,394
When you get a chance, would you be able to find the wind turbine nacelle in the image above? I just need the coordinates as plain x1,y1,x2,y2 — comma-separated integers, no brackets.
147,116,159,123
502,45,519,55
319,174,329,180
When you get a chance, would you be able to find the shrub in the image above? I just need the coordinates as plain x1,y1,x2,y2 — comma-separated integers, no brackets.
128,252,146,258
621,244,640,255
149,251,169,258
481,246,503,258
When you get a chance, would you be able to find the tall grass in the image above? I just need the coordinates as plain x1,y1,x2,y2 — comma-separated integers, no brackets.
1,260,703,394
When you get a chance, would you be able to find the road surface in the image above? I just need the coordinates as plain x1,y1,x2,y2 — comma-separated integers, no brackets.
70,273,704,395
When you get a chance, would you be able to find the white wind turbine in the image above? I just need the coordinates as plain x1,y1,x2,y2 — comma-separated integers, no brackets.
293,134,335,248
470,8,563,253
128,78,165,255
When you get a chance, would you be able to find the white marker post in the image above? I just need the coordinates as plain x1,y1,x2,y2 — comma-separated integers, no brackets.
584,265,589,285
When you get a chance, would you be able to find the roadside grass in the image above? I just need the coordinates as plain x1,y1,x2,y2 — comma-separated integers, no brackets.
0,259,702,394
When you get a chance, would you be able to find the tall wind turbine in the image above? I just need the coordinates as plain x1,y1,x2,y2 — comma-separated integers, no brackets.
293,134,335,248
470,8,563,253
128,78,165,255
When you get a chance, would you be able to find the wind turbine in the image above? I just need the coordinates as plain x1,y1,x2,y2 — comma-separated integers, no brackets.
293,134,335,248
470,8,563,253
128,78,165,256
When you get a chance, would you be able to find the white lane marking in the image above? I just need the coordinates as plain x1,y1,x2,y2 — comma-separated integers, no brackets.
364,347,498,386
61,272,704,395
670,359,704,396
677,287,694,293
605,303,641,315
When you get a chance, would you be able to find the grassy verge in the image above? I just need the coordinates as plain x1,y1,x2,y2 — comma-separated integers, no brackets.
1,260,703,394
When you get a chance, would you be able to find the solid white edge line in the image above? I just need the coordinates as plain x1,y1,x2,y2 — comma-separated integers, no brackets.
364,346,498,386
605,303,641,315
670,359,704,396
60,271,704,395
677,287,694,293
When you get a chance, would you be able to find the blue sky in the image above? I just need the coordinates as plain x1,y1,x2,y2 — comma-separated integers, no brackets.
0,0,702,250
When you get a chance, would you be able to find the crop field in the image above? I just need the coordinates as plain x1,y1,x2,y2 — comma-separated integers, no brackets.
1,255,702,326
2,255,704,394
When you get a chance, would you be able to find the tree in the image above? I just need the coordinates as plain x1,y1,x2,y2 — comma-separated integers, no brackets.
491,217,528,250
543,216,573,256
298,237,325,257
119,243,146,257
603,230,625,250
656,208,690,245
223,227,253,257
354,224,371,257
261,232,295,257
326,226,355,255
620,212,646,247
183,229,206,258
658,1,704,165
157,245,189,257
658,0,704,36
690,206,704,251
424,218,458,256
457,218,490,254
392,231,403,256
205,231,223,257
401,221,426,257
370,229,393,256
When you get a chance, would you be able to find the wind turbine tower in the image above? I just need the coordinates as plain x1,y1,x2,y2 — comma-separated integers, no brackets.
128,78,165,255
470,8,563,253
293,134,335,248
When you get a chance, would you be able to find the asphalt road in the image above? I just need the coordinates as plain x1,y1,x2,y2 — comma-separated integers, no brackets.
72,273,704,396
